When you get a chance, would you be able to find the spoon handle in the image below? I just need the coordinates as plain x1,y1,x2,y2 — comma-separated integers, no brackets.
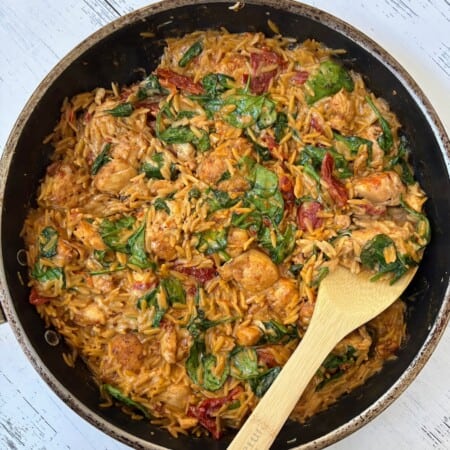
227,308,349,450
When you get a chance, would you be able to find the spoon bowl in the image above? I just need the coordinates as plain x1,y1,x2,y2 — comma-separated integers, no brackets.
228,266,417,450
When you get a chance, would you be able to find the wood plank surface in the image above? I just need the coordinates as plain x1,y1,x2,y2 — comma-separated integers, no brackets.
0,1,449,449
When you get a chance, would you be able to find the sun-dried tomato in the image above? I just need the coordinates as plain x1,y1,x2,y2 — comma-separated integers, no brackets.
29,288,52,305
173,265,217,284
297,201,323,231
321,152,348,207
156,68,204,95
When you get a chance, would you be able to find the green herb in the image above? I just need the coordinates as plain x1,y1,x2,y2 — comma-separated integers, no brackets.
258,320,298,344
274,111,288,143
333,132,373,156
179,40,203,67
366,96,393,152
91,143,112,175
196,228,228,255
89,266,126,276
160,277,186,304
38,227,58,258
102,384,151,419
360,233,416,284
296,145,352,179
230,347,260,380
388,136,415,185
306,60,354,105
136,288,165,326
99,216,136,253
231,210,263,233
137,74,166,100
302,163,321,184
106,102,134,117
176,110,197,120
249,367,281,397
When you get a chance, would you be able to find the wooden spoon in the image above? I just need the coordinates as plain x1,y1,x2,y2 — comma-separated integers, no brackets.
227,265,417,450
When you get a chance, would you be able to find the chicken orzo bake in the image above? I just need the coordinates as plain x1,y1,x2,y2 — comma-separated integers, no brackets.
22,30,430,439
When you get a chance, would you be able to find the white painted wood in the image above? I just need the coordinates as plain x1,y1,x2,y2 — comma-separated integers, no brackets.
0,1,449,449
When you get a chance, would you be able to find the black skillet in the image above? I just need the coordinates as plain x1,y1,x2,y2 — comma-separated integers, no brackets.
1,1,449,449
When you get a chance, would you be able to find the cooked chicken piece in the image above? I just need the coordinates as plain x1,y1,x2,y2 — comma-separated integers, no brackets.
219,249,279,294
353,171,405,206
235,324,263,346
323,90,356,134
160,322,178,364
226,228,250,258
109,333,144,373
40,162,84,208
94,158,137,194
78,303,106,326
266,278,300,324
73,220,107,250
196,151,230,185
145,219,179,261
155,384,191,411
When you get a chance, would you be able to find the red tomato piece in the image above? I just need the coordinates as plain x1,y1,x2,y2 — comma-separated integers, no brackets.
156,68,204,95
320,152,348,207
297,201,323,231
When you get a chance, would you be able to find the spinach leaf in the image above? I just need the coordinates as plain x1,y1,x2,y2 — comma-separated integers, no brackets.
206,189,240,213
188,187,202,200
102,384,151,419
187,309,227,340
137,288,165,326
400,198,431,245
186,340,205,385
258,320,298,344
296,145,352,179
333,132,372,156
230,347,260,380
91,143,112,175
99,216,135,252
137,74,166,100
154,197,170,214
141,152,164,180
244,130,272,161
360,233,416,284
202,354,230,391
306,60,354,105
127,220,155,270
217,170,231,183
160,277,186,304
106,102,134,117
179,40,203,67
388,136,414,185
289,263,304,276
39,226,58,258
223,92,276,129
231,210,263,233
258,223,297,264
316,346,357,391
274,111,288,143
201,73,234,96
157,125,210,152
310,267,329,288
249,367,281,397
366,96,393,152
196,228,228,255
31,261,64,284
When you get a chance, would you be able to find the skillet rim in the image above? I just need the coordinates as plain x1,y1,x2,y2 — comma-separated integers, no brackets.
0,1,449,449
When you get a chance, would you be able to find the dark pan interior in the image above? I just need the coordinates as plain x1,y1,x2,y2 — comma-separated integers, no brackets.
2,1,449,449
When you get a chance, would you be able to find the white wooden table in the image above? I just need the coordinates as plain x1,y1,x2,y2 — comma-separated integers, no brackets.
0,1,449,449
